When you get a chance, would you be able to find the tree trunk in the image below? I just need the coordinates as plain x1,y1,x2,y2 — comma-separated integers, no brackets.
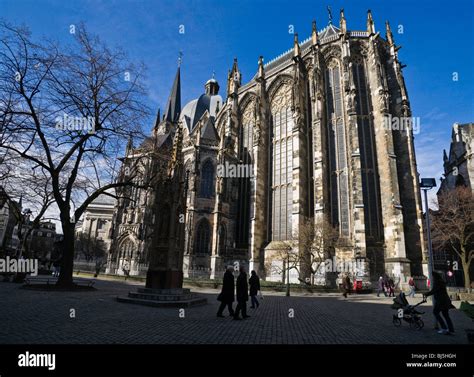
461,259,471,290
57,219,75,287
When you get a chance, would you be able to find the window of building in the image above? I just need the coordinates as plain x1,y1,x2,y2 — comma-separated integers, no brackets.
200,160,214,198
326,62,350,237
194,219,211,255
352,59,382,241
271,107,293,241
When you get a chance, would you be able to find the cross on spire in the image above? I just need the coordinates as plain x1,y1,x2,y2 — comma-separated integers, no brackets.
178,51,183,67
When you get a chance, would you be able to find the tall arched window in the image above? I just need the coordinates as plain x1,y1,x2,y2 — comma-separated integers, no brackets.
270,83,293,241
326,61,350,237
194,219,211,255
352,57,382,241
119,238,136,259
236,101,254,247
200,160,214,198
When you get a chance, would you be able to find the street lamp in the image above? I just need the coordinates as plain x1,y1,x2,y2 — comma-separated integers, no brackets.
420,178,436,290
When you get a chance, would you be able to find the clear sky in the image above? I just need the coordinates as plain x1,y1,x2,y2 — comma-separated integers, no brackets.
2,0,474,209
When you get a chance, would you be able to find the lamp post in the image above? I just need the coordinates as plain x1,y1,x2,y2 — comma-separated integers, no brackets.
420,178,436,290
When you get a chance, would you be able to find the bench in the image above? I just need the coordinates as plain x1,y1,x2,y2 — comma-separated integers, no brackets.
24,277,95,287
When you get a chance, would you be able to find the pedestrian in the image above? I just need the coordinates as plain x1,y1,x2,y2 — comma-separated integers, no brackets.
424,271,455,335
387,277,395,297
407,276,416,298
234,266,250,320
376,276,386,297
249,270,261,309
342,274,351,298
217,266,235,318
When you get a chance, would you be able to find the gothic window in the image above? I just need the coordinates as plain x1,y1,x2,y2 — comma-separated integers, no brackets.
119,238,136,260
194,219,211,255
326,61,350,237
236,101,254,247
200,160,214,198
352,58,382,241
270,83,293,241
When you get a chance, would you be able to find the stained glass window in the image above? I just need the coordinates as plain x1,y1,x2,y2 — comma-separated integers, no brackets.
200,160,214,198
326,63,350,237
271,107,293,241
195,219,211,255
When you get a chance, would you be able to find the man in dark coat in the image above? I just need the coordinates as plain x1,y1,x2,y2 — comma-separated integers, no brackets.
424,271,455,334
217,266,235,317
249,270,261,309
233,265,250,320
342,274,351,298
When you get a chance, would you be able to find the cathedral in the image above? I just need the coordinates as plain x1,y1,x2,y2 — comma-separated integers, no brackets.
106,10,427,287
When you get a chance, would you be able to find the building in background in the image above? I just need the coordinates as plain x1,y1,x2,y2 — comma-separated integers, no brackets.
435,122,474,286
74,193,116,273
439,122,474,192
108,10,426,286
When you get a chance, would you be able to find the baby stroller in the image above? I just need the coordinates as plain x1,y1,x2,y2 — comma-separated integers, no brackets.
391,292,426,330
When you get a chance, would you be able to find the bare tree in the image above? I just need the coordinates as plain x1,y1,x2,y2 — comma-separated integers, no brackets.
265,217,339,287
431,186,473,289
0,22,152,287
75,232,107,262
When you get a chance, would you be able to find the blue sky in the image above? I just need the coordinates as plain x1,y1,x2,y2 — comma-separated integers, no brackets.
2,0,474,208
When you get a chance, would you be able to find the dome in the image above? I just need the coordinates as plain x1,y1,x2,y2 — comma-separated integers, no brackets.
206,78,218,85
180,81,222,132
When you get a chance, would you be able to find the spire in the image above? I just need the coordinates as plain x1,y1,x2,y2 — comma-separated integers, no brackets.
443,149,448,162
340,8,347,34
367,9,375,35
163,62,181,123
311,20,319,46
293,33,301,58
385,21,394,46
153,108,161,129
327,5,333,25
227,58,241,96
257,56,265,80
126,135,133,154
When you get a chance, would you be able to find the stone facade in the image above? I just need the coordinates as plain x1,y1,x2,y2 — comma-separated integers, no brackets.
439,123,474,193
108,10,426,287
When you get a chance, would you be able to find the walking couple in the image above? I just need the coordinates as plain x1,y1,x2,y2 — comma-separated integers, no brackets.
216,265,261,320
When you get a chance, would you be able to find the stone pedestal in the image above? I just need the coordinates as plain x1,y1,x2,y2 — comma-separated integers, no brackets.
145,269,183,290
117,287,207,308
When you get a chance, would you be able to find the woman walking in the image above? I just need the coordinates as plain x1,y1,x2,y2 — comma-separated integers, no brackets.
424,271,455,335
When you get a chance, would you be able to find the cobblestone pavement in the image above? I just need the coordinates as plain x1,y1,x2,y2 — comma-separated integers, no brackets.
0,277,472,344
